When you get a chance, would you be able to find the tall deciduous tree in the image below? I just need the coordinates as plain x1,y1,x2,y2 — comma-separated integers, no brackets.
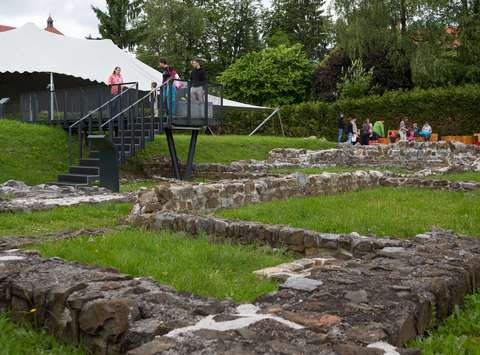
137,0,205,76
92,0,144,50
266,0,331,61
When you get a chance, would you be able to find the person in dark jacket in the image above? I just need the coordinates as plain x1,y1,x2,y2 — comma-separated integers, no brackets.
190,59,207,104
360,119,371,145
337,112,345,143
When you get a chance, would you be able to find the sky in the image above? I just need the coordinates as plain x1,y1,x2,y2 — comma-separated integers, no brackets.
0,0,334,39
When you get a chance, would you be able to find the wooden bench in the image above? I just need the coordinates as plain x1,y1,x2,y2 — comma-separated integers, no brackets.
441,135,474,144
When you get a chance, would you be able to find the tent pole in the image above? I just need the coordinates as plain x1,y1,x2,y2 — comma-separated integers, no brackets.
49,72,55,122
249,107,279,136
278,109,285,136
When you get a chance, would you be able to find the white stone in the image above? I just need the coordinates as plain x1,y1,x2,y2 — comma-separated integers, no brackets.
165,303,304,338
0,255,25,261
367,342,400,355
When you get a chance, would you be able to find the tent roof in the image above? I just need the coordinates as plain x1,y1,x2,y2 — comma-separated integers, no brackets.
0,23,269,111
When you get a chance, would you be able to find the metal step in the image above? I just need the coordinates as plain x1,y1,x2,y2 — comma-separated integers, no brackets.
47,181,89,187
113,136,144,145
80,158,100,167
118,129,153,137
89,150,100,159
69,165,99,175
57,173,99,184
115,143,141,152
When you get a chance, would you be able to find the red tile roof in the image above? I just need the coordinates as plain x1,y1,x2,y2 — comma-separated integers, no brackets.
0,24,15,32
0,16,63,35
44,26,63,35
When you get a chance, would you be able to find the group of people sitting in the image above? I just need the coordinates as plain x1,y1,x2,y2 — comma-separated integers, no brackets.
398,117,432,142
338,113,432,145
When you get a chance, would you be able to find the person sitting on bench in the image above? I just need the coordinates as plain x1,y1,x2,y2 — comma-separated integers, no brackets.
419,123,432,141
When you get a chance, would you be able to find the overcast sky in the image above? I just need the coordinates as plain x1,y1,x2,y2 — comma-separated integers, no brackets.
0,0,334,39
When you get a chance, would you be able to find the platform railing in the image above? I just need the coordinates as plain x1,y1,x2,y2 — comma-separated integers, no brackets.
67,82,138,166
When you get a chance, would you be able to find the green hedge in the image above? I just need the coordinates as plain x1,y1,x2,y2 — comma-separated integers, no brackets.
221,85,480,139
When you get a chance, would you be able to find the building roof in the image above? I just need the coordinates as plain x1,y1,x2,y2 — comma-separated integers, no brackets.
0,16,63,35
0,25,15,32
0,23,269,110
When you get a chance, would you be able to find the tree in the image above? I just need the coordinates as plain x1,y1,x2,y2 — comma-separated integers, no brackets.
336,58,375,99
137,0,262,78
312,49,351,101
92,0,143,50
137,0,205,76
266,0,331,61
219,44,314,106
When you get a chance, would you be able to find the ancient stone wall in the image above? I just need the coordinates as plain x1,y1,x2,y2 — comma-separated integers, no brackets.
130,172,384,216
130,172,480,219
2,230,480,354
130,211,406,256
268,142,480,170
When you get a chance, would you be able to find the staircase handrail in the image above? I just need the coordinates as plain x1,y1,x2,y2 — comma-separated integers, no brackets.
67,82,138,166
99,87,155,129
68,82,137,129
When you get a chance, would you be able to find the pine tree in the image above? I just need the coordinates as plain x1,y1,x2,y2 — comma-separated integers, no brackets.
92,0,143,50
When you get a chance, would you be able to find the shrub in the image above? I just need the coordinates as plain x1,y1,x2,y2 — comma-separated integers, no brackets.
221,84,480,139
219,44,314,107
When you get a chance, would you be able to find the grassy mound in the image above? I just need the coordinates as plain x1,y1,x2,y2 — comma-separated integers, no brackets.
0,120,73,185
216,187,480,238
124,135,335,172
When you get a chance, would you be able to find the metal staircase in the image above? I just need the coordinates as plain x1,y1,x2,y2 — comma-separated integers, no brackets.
54,79,224,189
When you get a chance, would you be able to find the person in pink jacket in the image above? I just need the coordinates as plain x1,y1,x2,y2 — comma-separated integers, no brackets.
107,66,123,118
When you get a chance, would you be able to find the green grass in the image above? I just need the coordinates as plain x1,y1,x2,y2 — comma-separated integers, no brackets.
120,180,159,192
426,171,480,183
34,229,292,302
411,293,480,355
0,314,84,355
216,187,480,238
269,166,410,175
0,120,77,185
123,135,335,172
0,202,132,237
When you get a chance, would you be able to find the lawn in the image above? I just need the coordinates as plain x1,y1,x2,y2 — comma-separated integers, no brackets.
0,120,76,185
0,202,132,237
0,314,84,355
216,187,480,238
120,180,159,192
123,135,335,173
426,171,480,183
269,166,409,175
35,229,292,302
411,292,480,355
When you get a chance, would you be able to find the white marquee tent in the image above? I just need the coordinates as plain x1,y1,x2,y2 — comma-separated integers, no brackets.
0,23,270,112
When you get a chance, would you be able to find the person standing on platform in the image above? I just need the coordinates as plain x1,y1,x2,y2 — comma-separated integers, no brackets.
190,59,207,104
159,58,177,114
107,66,123,118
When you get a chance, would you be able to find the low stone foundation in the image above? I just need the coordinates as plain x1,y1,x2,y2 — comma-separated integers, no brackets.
0,180,132,213
131,172,384,216
268,142,480,170
129,172,480,218
2,230,480,354
130,211,405,256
